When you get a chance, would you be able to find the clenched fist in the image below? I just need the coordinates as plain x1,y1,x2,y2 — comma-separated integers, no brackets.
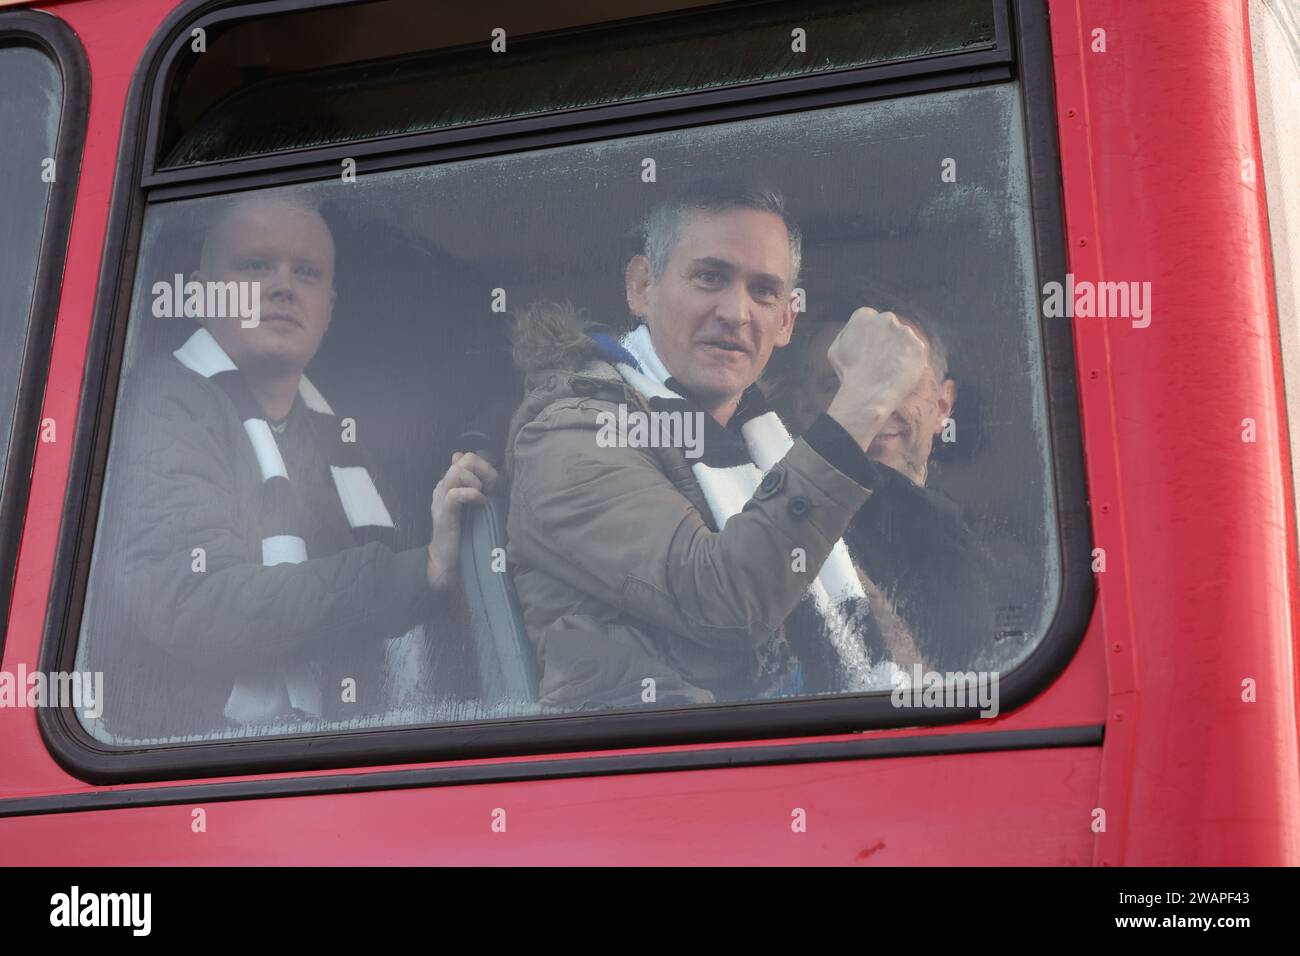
825,307,929,452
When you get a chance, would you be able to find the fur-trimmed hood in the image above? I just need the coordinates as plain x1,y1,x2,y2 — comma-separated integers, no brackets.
504,302,649,480
511,301,608,376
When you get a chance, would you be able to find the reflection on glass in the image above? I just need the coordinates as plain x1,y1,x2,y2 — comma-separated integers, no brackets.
78,83,1059,744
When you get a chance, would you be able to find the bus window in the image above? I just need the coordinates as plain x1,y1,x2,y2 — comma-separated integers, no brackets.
74,78,1063,743
0,44,60,508
159,0,996,168
0,18,81,658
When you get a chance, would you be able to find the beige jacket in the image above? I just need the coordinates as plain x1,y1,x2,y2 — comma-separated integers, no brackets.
505,309,912,709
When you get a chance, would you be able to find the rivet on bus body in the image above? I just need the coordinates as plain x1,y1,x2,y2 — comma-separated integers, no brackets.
1089,370,1099,380
1067,108,1076,117
1114,712,1124,722
1112,642,1122,653
1078,237,1088,247
1100,503,1111,514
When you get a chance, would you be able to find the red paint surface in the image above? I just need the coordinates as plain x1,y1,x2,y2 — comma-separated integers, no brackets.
0,0,1294,865
0,748,1100,865
1049,0,1300,864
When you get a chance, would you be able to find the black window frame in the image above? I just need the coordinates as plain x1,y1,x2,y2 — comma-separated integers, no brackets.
0,11,89,661
39,0,1094,785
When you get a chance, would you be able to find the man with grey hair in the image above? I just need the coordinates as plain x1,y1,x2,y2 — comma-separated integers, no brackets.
623,180,803,425
506,180,927,708
783,294,995,677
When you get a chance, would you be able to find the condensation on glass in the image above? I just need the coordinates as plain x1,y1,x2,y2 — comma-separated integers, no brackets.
0,43,61,493
75,81,1060,745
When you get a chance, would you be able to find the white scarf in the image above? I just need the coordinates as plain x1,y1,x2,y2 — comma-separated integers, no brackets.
612,325,901,692
174,328,400,724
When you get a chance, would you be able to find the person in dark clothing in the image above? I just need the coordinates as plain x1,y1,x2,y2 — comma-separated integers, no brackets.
84,192,496,740
781,306,996,685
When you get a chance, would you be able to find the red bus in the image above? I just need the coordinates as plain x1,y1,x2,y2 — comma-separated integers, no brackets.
0,0,1296,867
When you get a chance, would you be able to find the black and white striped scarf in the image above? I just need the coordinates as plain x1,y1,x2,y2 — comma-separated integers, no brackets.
173,328,399,723
597,325,903,692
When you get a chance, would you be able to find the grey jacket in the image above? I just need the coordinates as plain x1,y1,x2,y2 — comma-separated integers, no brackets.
86,355,436,739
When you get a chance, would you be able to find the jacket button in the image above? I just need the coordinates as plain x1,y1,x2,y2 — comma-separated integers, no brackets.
787,495,812,520
755,469,785,500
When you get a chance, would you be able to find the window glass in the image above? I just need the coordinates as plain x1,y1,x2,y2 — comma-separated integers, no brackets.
76,81,1059,743
165,0,996,166
0,43,61,490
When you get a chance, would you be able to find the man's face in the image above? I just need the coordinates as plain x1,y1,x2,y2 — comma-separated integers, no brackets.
193,197,336,376
626,208,795,423
794,318,955,485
